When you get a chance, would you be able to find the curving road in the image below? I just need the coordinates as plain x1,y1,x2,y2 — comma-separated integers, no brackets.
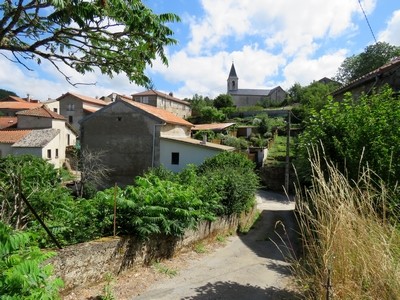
132,190,301,300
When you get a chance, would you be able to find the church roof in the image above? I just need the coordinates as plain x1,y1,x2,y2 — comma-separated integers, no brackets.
228,63,238,77
229,88,272,96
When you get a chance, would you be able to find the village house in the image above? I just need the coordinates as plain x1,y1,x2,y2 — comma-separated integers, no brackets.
0,105,77,168
56,92,108,132
132,90,192,119
0,95,41,116
80,99,234,187
227,63,287,107
332,57,400,101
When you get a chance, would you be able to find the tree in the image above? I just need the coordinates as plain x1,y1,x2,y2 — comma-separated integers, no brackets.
296,86,400,189
213,94,233,109
78,148,112,198
187,94,212,117
0,155,63,230
335,42,400,84
0,88,17,99
0,0,179,86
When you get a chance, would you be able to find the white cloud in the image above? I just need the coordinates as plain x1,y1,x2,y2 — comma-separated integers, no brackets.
378,10,400,46
282,49,348,88
186,0,376,56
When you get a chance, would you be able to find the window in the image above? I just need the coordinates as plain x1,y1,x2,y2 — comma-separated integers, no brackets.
142,96,149,104
68,116,73,123
54,108,58,113
47,149,51,159
55,149,59,158
67,134,70,146
67,103,75,111
171,152,179,165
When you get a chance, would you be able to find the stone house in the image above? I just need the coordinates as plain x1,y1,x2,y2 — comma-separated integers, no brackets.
332,57,400,101
227,63,287,107
132,90,192,119
0,105,77,168
80,99,233,187
56,92,108,132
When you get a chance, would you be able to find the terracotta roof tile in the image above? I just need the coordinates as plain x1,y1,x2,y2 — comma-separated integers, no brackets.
57,92,108,106
161,136,235,151
83,104,101,113
16,105,66,120
0,102,41,110
0,117,17,129
0,96,27,103
0,129,32,144
132,90,190,105
192,123,236,131
122,99,193,127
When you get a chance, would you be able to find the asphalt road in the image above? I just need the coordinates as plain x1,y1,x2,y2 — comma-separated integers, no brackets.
132,190,301,300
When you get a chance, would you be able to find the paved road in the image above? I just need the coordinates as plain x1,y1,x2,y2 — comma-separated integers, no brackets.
132,190,301,300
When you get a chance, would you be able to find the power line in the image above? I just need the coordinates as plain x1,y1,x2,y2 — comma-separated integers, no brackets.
358,0,377,43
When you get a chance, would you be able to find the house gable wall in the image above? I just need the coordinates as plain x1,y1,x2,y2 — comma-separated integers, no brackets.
80,102,162,187
160,124,191,138
59,96,85,132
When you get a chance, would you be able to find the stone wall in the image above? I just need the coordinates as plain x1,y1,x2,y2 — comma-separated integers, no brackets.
50,207,257,293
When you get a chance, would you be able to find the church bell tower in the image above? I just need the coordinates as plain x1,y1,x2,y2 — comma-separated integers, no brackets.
227,62,238,93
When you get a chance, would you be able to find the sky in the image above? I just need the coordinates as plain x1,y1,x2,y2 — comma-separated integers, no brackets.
1,0,400,101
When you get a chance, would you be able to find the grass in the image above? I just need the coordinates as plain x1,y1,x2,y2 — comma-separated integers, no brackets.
238,210,261,234
292,155,400,299
152,262,178,278
266,135,297,165
193,242,207,254
216,235,227,243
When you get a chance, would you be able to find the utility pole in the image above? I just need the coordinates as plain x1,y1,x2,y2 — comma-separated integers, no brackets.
285,110,291,192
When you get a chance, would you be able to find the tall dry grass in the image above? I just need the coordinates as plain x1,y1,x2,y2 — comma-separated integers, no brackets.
293,156,400,299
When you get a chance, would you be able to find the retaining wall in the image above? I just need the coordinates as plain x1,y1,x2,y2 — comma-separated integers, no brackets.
50,206,257,293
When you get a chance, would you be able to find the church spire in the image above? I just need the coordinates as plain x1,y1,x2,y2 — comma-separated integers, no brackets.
227,62,238,93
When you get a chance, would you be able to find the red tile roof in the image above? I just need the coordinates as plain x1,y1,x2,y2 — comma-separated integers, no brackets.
132,90,190,106
0,102,41,110
0,129,32,144
192,123,236,131
122,99,193,127
0,117,17,129
16,105,66,120
57,92,108,106
83,104,101,113
0,96,26,103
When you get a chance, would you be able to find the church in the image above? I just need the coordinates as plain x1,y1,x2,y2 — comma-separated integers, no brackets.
227,63,287,107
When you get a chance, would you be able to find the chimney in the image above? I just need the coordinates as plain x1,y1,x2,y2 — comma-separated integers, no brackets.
27,93,31,102
169,92,173,97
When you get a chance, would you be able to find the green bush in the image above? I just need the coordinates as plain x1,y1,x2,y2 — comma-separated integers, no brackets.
0,222,63,299
92,174,220,238
296,86,400,190
198,152,259,214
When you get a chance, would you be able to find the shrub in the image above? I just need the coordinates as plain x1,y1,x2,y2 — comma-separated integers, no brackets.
0,222,63,299
92,174,220,238
198,152,259,215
